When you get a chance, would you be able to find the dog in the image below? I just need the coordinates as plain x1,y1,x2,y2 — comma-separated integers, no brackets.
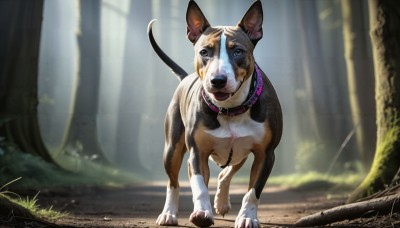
147,0,282,227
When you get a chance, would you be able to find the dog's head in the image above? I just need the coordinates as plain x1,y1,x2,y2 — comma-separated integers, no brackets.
187,0,263,107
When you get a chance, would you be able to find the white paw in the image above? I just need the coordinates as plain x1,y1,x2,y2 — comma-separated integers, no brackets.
214,194,231,216
235,216,260,228
190,175,214,227
156,212,178,226
157,187,179,226
235,188,260,228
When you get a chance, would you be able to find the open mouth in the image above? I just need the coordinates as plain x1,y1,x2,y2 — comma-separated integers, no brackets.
212,92,230,101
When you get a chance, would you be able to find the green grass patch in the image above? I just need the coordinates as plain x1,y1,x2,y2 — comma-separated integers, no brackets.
0,129,138,224
7,193,66,220
233,171,363,191
0,178,66,223
0,139,138,189
268,172,363,191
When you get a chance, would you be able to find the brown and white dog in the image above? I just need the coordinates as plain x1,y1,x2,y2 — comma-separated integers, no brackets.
147,0,282,227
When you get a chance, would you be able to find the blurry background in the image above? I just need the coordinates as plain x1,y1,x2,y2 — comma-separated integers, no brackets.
2,0,376,183
37,0,375,180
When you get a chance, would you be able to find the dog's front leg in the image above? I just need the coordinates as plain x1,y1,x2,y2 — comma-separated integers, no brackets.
187,147,214,227
235,149,275,228
214,158,247,217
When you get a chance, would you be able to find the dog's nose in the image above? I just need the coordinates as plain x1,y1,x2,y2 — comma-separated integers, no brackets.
211,75,227,89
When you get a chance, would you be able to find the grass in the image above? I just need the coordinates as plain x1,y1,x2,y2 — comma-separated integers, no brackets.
0,139,138,189
233,171,364,192
7,193,66,220
268,171,363,191
0,139,137,223
0,178,66,223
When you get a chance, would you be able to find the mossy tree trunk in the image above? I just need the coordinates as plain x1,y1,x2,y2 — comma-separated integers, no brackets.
0,1,56,222
0,0,55,162
341,0,376,168
348,0,400,203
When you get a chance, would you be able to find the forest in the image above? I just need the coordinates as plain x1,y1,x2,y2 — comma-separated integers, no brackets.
0,0,399,227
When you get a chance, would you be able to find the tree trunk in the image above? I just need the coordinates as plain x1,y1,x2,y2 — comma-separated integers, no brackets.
296,0,338,171
297,0,331,141
341,0,376,168
348,0,400,203
113,0,152,171
62,0,108,163
317,0,356,164
0,0,54,162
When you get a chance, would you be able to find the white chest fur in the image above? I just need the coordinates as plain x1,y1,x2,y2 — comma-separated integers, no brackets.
205,112,265,166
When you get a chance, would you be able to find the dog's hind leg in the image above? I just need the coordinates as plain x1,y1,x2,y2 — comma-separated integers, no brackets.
214,158,247,216
156,136,185,226
156,105,186,226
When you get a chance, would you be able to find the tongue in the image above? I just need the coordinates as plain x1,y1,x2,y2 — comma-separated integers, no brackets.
213,92,230,101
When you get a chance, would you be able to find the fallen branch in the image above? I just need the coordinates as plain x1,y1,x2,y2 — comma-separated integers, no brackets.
357,183,400,202
295,193,400,227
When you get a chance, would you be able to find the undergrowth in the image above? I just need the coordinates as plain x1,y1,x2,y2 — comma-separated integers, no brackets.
0,178,66,224
0,138,137,189
1,192,66,221
14,195,65,220
233,171,363,192
0,138,138,224
268,172,363,190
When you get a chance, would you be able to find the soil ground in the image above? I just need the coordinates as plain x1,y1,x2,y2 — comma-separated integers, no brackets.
27,181,348,228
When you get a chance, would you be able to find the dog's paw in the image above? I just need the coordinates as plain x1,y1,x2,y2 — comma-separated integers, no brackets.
214,195,231,216
156,212,178,226
189,210,214,227
235,188,260,227
235,216,260,228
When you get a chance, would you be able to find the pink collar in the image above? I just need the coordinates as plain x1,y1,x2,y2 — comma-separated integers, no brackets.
201,64,263,117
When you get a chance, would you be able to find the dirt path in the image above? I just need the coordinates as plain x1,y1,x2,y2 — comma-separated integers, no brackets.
35,182,346,227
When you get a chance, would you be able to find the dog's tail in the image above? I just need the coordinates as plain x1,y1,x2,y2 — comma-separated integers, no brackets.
147,19,188,81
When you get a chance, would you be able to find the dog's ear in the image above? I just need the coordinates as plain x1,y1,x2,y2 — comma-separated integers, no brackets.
238,0,263,45
186,0,210,44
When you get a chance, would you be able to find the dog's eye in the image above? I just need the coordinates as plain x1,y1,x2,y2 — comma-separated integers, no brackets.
200,49,209,57
233,49,244,57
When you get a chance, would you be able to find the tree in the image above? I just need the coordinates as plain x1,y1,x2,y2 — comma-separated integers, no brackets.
62,0,109,163
0,0,59,224
348,0,400,203
296,0,342,171
0,0,54,162
341,0,376,168
115,0,152,171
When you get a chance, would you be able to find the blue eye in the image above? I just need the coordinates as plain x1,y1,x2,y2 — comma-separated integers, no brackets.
200,49,208,57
